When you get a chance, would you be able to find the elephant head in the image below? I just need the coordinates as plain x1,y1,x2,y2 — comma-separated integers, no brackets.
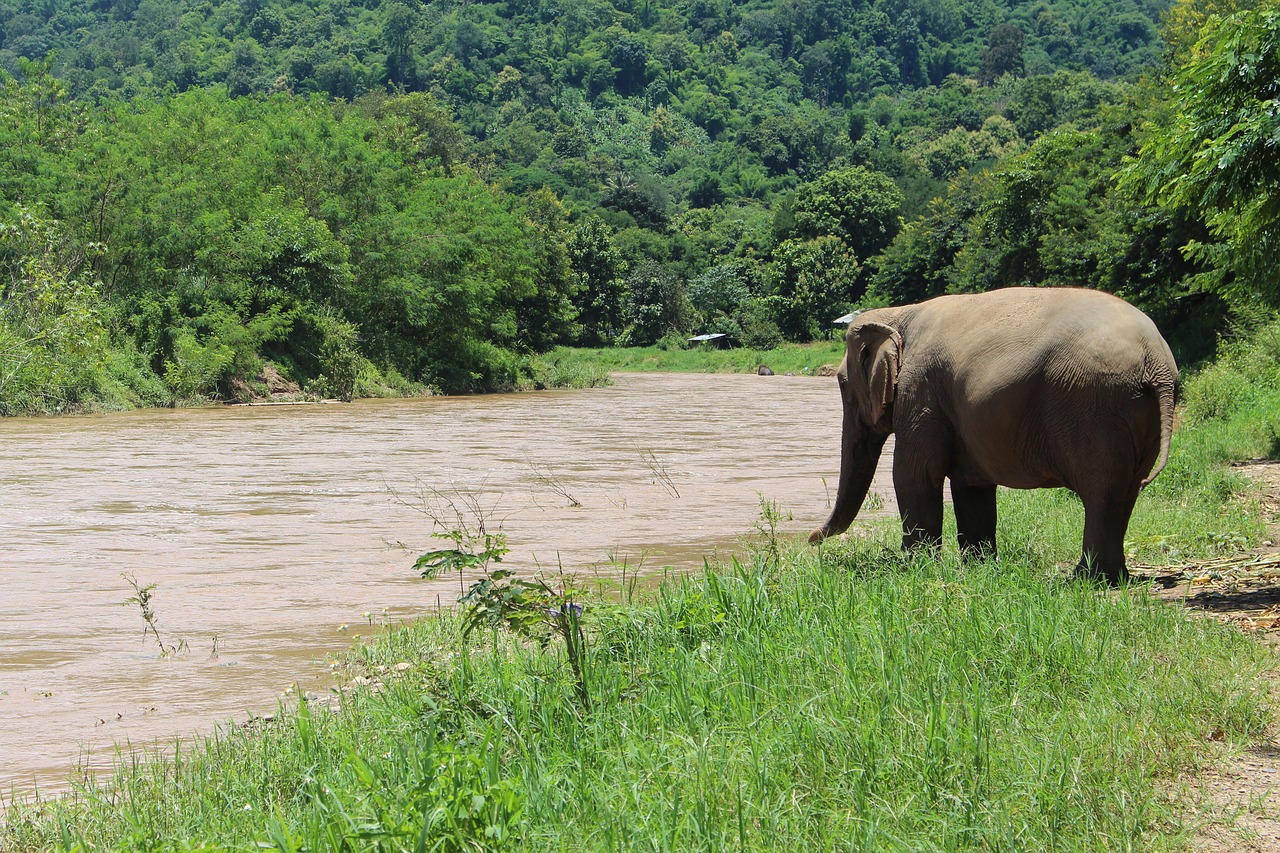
809,321,902,543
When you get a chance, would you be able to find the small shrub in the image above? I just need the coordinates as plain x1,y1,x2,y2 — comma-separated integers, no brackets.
1182,362,1254,423
162,330,233,404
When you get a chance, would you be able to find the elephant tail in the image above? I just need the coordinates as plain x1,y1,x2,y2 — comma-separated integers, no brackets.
1140,371,1177,489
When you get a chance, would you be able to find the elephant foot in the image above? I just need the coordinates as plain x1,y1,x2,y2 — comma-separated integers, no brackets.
1074,559,1131,587
958,541,997,562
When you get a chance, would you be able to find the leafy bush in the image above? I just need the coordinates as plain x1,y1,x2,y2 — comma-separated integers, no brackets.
162,330,233,404
0,210,109,414
1182,316,1280,425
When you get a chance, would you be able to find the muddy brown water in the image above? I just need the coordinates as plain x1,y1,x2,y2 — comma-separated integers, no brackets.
0,372,896,797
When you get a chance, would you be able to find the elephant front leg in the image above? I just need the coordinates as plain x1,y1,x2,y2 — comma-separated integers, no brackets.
895,472,945,552
951,482,997,559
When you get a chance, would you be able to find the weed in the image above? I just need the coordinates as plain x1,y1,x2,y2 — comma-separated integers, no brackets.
751,495,791,578
390,479,507,595
121,574,185,658
639,447,680,498
413,493,593,713
528,461,582,507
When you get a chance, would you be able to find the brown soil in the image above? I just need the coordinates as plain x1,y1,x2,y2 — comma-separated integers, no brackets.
225,363,308,404
1133,461,1280,851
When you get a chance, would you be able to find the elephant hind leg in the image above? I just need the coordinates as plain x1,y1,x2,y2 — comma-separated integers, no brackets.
952,481,997,559
1078,483,1141,585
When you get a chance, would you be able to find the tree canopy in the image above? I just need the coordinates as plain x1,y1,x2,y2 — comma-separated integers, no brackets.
1126,3,1280,305
2,0,1276,411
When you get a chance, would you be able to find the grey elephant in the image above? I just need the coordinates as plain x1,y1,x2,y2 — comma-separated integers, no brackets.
810,287,1178,584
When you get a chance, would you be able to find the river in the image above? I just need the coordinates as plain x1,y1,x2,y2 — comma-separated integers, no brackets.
0,372,896,796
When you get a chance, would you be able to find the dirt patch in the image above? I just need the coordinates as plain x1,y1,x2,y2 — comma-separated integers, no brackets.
260,363,302,396
1139,460,1280,639
225,363,309,404
1132,461,1280,850
1172,746,1280,852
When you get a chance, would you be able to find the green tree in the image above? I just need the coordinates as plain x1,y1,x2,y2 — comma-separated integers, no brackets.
792,165,904,260
514,188,579,351
617,261,691,346
868,171,984,305
769,235,861,341
382,0,422,89
1127,5,1280,305
0,209,108,414
979,24,1025,84
567,217,627,346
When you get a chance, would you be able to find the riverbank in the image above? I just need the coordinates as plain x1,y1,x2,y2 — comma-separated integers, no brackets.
1,506,1273,850
0,342,831,417
5,321,1280,850
539,339,846,378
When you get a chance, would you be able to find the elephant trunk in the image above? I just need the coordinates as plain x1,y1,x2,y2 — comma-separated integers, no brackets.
809,406,888,543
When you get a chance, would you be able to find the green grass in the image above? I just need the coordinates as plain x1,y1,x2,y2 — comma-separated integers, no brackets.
538,339,846,377
7,320,1280,852
1,510,1273,851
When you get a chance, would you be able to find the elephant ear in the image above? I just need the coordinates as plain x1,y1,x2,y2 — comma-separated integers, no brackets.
851,322,902,426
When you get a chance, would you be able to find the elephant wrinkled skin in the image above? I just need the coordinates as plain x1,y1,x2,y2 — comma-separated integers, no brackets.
809,287,1178,585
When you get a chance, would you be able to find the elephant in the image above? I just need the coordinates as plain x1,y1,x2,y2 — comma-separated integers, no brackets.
809,287,1178,585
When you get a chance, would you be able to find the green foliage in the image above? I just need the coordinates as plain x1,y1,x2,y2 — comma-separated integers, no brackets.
769,235,862,341
161,328,233,404
1127,5,1280,307
566,216,627,347
416,523,591,711
616,261,692,347
415,530,508,581
791,165,905,259
979,23,1027,84
867,171,983,305
1181,316,1280,426
0,0,1209,410
0,78,569,399
0,208,108,414
307,312,367,402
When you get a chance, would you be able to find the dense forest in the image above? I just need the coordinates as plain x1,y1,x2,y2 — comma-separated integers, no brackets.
0,0,1273,412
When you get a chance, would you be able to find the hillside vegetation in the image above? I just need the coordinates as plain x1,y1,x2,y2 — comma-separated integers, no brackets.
0,0,1274,412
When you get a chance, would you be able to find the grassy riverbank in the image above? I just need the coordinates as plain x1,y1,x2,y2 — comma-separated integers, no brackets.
2,535,1271,850
537,339,847,378
5,321,1280,851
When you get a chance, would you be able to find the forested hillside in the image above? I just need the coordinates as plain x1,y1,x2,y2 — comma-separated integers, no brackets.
0,0,1270,413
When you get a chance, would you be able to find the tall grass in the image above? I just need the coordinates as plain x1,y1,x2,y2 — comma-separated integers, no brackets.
2,537,1270,851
